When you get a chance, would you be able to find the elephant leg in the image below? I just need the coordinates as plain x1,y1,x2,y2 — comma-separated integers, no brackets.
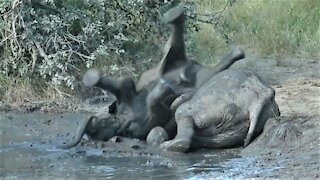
146,79,176,126
159,6,188,76
115,117,131,134
83,69,137,104
160,116,194,152
83,69,120,97
163,118,177,138
57,116,93,149
212,48,245,75
146,117,177,146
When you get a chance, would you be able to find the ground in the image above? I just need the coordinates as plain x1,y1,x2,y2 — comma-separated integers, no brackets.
0,57,319,179
233,57,320,179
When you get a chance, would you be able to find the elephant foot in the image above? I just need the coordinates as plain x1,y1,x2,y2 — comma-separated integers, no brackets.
230,48,245,62
147,126,169,145
83,69,101,87
162,5,185,24
160,138,191,152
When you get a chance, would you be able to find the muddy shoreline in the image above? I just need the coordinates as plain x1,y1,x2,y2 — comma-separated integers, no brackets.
1,58,319,179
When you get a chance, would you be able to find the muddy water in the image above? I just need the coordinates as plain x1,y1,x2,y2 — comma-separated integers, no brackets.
0,112,272,179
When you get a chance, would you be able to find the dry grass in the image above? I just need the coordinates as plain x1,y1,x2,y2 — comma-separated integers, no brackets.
188,0,320,65
2,78,40,105
1,77,72,106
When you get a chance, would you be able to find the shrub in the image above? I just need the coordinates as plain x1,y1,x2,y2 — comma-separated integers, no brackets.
0,0,178,91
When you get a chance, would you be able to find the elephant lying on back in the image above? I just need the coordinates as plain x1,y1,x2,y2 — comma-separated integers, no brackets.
58,46,242,149
145,6,244,132
57,5,248,148
141,6,281,152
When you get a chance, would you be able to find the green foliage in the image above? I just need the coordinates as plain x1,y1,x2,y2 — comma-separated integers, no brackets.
0,0,178,90
1,0,318,100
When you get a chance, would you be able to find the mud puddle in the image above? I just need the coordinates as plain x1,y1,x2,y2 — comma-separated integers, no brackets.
0,112,278,179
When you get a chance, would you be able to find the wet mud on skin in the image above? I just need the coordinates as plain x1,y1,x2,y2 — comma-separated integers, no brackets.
1,58,320,179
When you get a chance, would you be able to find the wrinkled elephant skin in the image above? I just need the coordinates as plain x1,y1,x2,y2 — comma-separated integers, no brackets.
58,113,121,149
160,69,280,152
58,6,249,150
145,6,245,128
58,69,154,149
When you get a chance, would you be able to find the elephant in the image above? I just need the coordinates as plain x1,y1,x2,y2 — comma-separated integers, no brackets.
144,7,281,152
58,113,129,149
156,69,281,152
145,6,244,128
135,5,187,92
57,6,244,149
58,45,243,149
58,73,152,149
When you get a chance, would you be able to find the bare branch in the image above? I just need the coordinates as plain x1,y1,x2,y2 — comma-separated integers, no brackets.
34,41,49,62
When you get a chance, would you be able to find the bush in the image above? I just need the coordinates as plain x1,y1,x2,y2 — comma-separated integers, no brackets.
1,0,318,102
0,0,178,91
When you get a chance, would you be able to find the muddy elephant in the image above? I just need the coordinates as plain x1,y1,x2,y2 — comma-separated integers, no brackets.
58,113,128,149
145,6,244,128
58,44,242,149
144,6,280,152
58,74,153,149
58,6,244,149
156,69,281,152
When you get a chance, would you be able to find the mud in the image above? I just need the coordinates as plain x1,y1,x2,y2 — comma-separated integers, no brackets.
0,112,241,179
0,57,319,179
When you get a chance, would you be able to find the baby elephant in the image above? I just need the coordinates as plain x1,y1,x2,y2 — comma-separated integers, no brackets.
159,69,280,152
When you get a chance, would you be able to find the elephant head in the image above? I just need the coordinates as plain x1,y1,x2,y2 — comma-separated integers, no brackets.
58,70,152,149
58,113,124,149
82,69,152,138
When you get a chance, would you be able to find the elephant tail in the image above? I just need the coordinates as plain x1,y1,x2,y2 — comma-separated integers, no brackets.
57,116,93,149
244,88,275,146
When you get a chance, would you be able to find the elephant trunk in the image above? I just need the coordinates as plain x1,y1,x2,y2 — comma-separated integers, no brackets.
57,116,93,149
